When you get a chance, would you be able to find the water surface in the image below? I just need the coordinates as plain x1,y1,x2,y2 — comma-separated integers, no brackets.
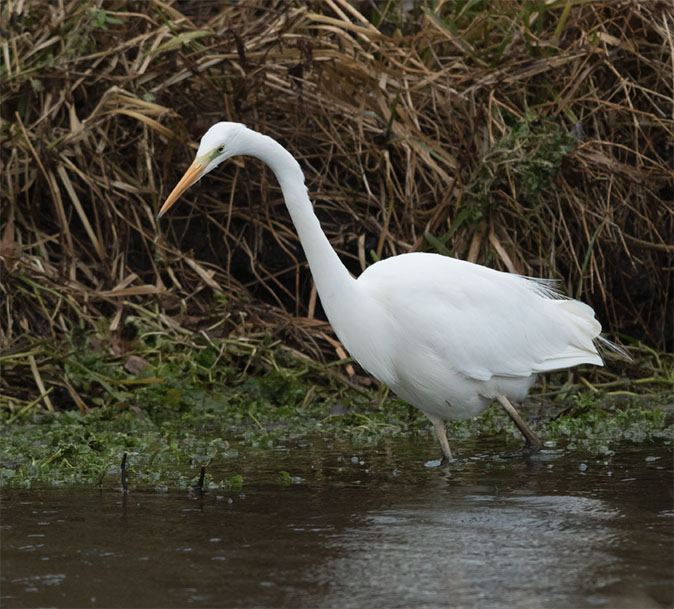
2,439,672,608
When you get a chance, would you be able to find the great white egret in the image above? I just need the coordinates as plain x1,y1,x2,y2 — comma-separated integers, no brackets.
158,122,607,463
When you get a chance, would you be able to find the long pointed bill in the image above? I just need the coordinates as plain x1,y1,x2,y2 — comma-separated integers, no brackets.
156,159,205,219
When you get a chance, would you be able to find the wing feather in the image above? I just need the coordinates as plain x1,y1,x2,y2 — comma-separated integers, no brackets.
359,253,603,382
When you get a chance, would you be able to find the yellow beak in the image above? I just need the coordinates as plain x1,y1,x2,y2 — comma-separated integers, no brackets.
156,159,205,219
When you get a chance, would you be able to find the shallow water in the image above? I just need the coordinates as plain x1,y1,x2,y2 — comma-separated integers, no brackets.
2,438,672,609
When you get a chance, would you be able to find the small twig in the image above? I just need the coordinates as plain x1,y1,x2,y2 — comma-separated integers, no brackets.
193,465,206,494
28,355,54,412
5,388,54,424
121,453,129,492
579,376,599,393
248,410,265,431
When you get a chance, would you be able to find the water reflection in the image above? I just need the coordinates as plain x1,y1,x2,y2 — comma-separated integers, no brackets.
1,440,672,609
316,492,621,609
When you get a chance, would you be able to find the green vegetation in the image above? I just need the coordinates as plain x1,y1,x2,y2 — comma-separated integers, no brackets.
1,318,671,488
427,109,578,251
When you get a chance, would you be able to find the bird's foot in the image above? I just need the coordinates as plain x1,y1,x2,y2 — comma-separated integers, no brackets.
500,440,543,459
424,458,444,468
424,455,455,468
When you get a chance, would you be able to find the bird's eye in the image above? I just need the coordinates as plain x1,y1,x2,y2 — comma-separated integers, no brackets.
217,145,225,154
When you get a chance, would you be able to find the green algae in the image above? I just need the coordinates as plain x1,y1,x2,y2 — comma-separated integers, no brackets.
1,329,672,488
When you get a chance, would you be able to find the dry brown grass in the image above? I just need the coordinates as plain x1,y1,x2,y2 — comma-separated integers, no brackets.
1,0,672,406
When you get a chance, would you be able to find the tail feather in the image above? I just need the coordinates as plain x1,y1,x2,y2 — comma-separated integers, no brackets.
596,335,632,361
552,299,630,366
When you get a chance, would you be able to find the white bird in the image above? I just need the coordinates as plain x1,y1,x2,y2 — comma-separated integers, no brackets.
158,122,607,463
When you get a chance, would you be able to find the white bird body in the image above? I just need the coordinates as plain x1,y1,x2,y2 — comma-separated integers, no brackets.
159,122,606,461
333,252,601,421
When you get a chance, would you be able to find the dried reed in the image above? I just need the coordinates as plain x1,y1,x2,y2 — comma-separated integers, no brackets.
1,0,672,409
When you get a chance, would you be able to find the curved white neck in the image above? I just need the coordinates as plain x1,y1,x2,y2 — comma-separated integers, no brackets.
241,130,356,321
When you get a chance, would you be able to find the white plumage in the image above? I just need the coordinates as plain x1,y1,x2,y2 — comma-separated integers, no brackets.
158,122,606,462
347,254,602,419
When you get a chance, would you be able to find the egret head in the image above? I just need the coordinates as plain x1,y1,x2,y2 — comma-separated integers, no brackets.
157,122,249,218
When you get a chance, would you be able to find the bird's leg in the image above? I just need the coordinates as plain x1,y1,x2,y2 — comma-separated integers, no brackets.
496,395,542,456
425,412,453,463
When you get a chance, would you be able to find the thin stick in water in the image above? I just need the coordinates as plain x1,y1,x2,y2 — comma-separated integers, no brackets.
121,452,128,492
